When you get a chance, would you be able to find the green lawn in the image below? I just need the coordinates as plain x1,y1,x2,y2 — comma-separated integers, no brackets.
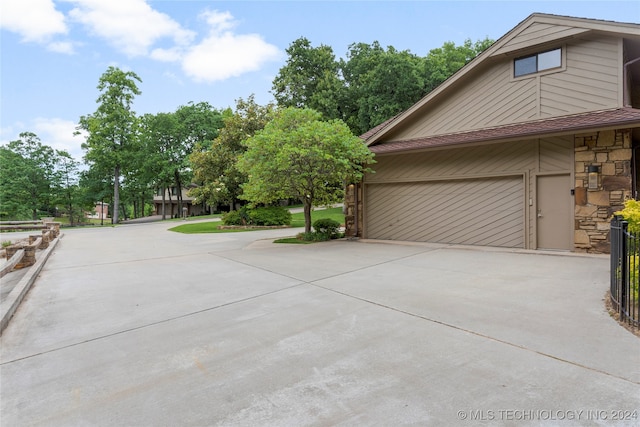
273,237,314,244
168,222,257,234
166,213,223,222
290,207,344,228
169,206,344,234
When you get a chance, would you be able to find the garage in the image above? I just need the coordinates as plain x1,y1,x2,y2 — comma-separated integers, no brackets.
364,176,525,248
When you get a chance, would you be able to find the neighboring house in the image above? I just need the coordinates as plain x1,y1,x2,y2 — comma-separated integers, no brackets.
86,202,108,220
153,185,208,217
345,13,640,253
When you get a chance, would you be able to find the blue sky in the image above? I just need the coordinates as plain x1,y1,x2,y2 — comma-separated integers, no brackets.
1,1,639,161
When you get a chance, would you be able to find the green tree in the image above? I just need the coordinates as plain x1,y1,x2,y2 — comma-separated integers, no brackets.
138,103,222,218
54,150,81,225
139,112,178,219
423,37,494,93
340,42,426,135
190,95,275,211
0,132,58,220
77,66,142,224
237,107,375,233
272,37,494,137
79,165,112,225
272,37,343,121
171,102,223,214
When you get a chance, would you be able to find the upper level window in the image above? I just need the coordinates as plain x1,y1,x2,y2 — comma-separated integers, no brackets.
514,48,562,77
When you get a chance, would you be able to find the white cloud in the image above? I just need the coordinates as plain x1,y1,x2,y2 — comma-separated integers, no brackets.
32,118,86,162
150,47,183,63
181,10,281,83
67,0,195,57
47,40,76,54
0,0,67,42
0,118,86,163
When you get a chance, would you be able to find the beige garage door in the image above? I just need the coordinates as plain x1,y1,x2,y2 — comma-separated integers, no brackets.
365,177,524,247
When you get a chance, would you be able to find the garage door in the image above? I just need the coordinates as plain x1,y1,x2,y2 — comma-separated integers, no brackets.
365,177,524,247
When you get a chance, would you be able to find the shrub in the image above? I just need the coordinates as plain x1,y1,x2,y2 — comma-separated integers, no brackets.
250,206,291,226
222,206,291,226
313,218,341,239
615,199,640,234
222,206,250,225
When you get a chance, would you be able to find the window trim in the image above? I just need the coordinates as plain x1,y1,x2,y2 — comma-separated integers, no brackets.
513,47,564,79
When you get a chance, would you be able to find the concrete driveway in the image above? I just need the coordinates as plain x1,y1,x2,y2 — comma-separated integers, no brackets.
1,221,638,426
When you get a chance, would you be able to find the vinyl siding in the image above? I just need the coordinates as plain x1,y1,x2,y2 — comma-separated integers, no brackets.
384,36,622,143
366,140,537,183
540,37,620,116
539,136,573,172
363,136,573,248
492,22,589,56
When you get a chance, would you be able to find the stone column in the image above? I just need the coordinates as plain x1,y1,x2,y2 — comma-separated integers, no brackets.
574,129,633,253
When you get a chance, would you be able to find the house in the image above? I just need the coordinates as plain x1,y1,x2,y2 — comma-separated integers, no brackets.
86,202,108,220
345,13,640,253
153,185,209,218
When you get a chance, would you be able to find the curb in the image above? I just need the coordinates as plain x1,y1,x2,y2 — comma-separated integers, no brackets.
0,233,62,334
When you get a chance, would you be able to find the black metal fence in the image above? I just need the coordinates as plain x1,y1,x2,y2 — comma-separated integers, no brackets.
610,215,640,328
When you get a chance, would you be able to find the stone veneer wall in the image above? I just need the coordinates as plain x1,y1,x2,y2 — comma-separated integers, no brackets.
344,183,363,238
574,129,633,253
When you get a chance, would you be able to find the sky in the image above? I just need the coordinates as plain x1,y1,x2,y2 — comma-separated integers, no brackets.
1,0,639,162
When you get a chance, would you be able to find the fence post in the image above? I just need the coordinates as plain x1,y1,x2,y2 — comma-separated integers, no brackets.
620,220,629,317
611,216,619,302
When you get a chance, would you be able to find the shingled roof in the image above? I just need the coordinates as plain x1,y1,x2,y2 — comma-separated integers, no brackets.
369,108,640,154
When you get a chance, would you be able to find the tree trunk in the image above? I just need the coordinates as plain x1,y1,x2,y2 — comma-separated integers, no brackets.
175,170,183,216
304,200,312,233
113,165,120,224
161,186,166,220
68,193,74,226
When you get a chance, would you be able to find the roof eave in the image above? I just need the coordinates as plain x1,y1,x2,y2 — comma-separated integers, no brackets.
370,110,640,155
365,13,640,147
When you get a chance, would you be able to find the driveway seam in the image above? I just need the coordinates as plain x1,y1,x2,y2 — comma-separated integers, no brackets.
310,282,640,387
0,281,306,366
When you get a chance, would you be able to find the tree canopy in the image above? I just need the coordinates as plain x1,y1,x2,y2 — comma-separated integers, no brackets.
272,36,494,135
237,107,375,232
139,102,223,218
340,42,426,135
189,95,275,211
77,66,142,224
271,37,343,121
3,33,493,225
0,132,84,222
0,132,58,220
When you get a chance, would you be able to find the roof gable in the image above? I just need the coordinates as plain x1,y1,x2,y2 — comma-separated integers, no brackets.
365,13,640,147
